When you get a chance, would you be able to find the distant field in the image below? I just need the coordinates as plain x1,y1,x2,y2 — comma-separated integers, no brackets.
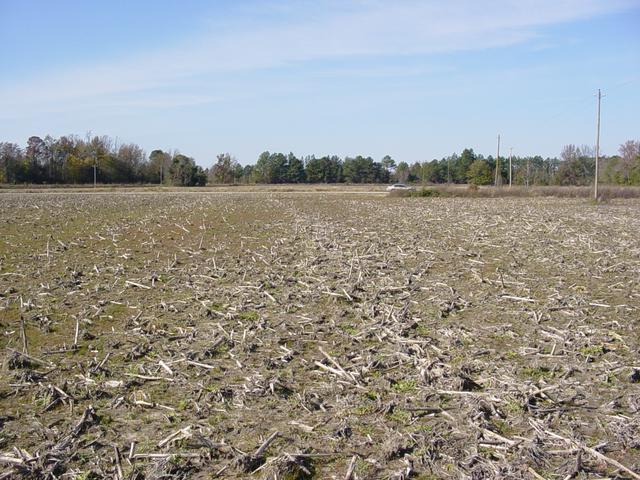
0,183,387,193
2,183,640,199
1,192,639,479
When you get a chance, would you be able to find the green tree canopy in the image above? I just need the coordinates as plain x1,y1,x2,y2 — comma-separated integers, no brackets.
467,159,492,185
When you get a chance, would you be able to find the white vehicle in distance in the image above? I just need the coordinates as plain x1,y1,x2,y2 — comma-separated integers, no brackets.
386,183,415,192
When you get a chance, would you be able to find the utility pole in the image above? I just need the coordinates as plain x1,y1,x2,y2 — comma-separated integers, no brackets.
160,161,163,185
93,153,97,188
495,134,501,186
509,147,513,187
594,89,602,201
447,157,451,185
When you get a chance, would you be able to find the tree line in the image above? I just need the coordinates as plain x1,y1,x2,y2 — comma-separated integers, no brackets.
0,135,206,186
2,134,639,186
211,142,640,186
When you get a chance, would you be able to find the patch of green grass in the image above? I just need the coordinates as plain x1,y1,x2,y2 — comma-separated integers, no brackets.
492,419,514,436
491,333,511,343
0,305,21,322
409,423,434,434
67,345,87,356
503,399,524,415
97,414,115,429
238,310,259,321
414,325,430,336
340,325,358,335
478,445,496,456
0,263,14,273
450,355,465,365
207,413,228,427
522,366,554,381
364,390,378,401
354,457,374,477
504,350,520,360
392,379,417,393
74,470,101,480
353,405,375,416
386,408,411,423
356,424,376,436
579,345,605,356
103,303,127,318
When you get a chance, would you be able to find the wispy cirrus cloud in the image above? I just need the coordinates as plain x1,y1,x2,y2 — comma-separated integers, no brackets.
0,0,636,117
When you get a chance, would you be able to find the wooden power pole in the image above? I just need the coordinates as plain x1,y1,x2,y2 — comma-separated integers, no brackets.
594,89,602,201
495,134,501,186
509,147,513,187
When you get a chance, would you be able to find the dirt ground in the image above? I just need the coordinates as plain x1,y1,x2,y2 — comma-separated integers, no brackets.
1,192,639,479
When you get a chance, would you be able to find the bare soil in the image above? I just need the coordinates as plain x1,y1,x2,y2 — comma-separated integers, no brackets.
1,192,639,479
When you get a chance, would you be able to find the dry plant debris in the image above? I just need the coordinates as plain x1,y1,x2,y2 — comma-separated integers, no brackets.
0,192,639,479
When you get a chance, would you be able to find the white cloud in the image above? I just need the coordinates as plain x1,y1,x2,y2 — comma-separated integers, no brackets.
0,0,636,117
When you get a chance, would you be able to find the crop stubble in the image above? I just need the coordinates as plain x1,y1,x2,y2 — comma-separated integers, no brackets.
0,192,639,479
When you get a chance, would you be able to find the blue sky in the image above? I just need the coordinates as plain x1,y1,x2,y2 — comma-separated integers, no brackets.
1,0,639,166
